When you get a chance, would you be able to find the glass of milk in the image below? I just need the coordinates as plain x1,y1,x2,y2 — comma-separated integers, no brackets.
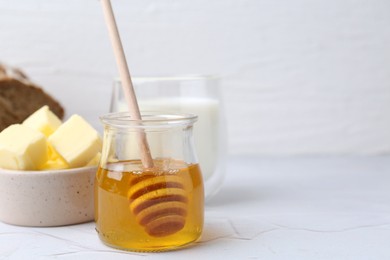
110,75,226,200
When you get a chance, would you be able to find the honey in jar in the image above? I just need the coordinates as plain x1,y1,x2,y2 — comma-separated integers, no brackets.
95,159,203,251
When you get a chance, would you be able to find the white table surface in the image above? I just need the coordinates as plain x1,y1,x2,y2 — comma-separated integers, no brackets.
0,156,389,259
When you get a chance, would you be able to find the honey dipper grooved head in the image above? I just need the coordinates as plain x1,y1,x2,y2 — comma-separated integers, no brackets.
128,174,188,237
146,215,186,237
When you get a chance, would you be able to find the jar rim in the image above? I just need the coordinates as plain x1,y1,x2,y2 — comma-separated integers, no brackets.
100,111,198,128
114,74,219,83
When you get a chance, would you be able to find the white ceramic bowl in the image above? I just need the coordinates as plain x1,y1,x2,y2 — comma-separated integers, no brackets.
0,166,97,227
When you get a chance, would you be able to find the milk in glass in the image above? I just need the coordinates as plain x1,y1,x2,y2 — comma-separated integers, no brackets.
117,97,219,181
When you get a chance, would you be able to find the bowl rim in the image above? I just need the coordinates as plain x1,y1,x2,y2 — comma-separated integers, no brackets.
0,165,97,176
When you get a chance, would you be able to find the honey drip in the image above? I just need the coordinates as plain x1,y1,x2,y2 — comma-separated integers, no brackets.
128,174,188,237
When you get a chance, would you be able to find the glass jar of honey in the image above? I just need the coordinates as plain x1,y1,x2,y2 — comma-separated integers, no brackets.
95,112,204,252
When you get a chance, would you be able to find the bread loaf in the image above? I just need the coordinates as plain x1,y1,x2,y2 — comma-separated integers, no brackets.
0,64,64,131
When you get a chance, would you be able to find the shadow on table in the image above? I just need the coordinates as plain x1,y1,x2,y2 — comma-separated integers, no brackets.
206,185,262,207
195,219,235,246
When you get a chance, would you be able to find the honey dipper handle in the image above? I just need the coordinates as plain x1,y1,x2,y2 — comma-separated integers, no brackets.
101,0,154,168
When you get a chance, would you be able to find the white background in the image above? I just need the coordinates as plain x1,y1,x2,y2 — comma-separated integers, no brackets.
0,0,389,156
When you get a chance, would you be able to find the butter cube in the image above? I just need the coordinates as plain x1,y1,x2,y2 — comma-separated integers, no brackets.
0,124,47,170
23,105,62,137
39,145,69,170
86,152,101,167
48,115,102,168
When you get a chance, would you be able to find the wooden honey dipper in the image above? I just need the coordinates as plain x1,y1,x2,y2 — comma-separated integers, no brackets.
101,0,191,238
128,173,188,237
101,0,154,169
